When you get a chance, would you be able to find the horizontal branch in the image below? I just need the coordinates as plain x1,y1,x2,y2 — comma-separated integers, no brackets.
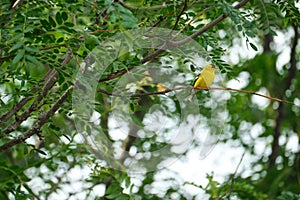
98,86,297,105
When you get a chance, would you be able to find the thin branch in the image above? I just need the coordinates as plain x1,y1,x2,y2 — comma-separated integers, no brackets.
149,15,168,30
141,0,250,64
269,24,299,168
223,151,246,199
118,1,169,11
173,7,211,38
169,1,187,37
98,67,134,82
147,8,176,32
97,86,298,106
0,86,73,153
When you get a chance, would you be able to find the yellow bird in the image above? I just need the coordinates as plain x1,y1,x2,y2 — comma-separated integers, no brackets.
187,64,218,101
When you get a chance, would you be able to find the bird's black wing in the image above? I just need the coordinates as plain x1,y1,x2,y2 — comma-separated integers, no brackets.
192,72,201,86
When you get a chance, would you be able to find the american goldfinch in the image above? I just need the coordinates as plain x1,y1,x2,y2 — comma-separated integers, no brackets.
187,64,217,101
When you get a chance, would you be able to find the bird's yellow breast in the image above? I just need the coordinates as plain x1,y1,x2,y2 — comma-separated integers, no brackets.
194,70,215,88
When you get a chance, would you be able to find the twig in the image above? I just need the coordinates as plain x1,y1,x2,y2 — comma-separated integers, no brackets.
0,86,73,153
147,8,176,32
97,86,298,106
173,7,211,38
118,1,169,11
98,67,134,82
169,1,187,37
212,87,289,104
98,87,174,97
223,151,246,199
141,0,250,64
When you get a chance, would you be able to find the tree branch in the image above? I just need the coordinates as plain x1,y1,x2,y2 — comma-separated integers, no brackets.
0,86,73,153
141,0,250,64
98,86,298,106
1,69,58,136
222,151,245,199
0,69,57,122
269,25,299,168
173,7,211,38
98,67,134,82
169,1,187,37
1,53,72,137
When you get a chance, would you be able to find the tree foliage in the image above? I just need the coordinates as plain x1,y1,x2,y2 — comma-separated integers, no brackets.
0,0,299,199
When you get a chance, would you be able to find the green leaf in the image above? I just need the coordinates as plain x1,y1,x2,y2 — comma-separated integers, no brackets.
250,42,258,51
55,12,63,25
106,182,123,195
57,37,64,43
48,16,56,27
8,33,23,43
129,103,135,112
125,177,130,188
12,50,24,65
24,27,34,33
121,21,138,28
263,28,270,35
25,55,43,66
41,19,51,30
9,41,23,53
245,30,256,37
283,17,289,26
115,194,130,200
25,46,40,53
237,24,243,31
64,22,74,27
23,145,28,155
107,5,116,13
270,29,277,36
61,12,68,21
21,80,25,87
106,192,122,199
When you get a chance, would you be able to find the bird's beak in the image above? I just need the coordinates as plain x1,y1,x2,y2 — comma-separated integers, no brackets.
212,64,218,70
